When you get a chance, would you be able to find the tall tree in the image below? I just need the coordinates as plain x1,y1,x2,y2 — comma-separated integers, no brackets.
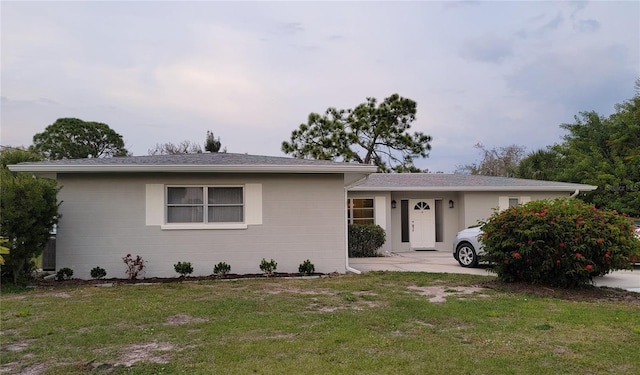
515,147,564,181
0,148,59,284
32,118,129,159
554,96,640,216
282,94,432,172
205,130,223,153
148,140,203,155
456,143,526,177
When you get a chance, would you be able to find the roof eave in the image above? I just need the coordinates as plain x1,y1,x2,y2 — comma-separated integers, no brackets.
7,164,378,174
350,185,598,192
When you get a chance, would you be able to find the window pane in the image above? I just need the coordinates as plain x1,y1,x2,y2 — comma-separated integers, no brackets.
208,206,243,222
352,199,373,208
353,218,375,225
353,208,374,219
509,198,519,208
168,187,203,204
167,206,204,223
209,187,243,204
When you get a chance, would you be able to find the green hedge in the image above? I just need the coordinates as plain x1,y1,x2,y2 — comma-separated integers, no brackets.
348,224,386,257
481,198,640,287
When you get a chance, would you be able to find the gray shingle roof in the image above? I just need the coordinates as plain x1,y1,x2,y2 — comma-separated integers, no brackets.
8,153,378,174
351,173,597,192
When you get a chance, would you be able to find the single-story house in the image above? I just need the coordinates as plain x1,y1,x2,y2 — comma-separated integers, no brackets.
9,153,376,278
347,173,597,253
10,154,597,278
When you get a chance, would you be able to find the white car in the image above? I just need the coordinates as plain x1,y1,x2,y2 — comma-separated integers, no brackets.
453,227,483,267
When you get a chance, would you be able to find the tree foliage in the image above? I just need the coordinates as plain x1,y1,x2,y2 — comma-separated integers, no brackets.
149,130,225,155
205,130,223,152
282,94,432,172
516,147,564,181
31,118,128,159
456,143,526,176
0,148,59,284
148,140,203,155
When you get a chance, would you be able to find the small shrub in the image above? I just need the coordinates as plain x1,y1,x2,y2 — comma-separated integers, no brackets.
90,266,107,280
213,262,231,276
298,259,315,275
481,198,640,287
55,267,73,281
174,261,194,277
348,224,386,257
259,258,277,276
122,254,146,280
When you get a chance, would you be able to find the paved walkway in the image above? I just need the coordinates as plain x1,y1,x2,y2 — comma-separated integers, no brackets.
349,251,640,293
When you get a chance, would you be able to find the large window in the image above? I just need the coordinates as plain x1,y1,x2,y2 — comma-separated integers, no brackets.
167,186,244,224
347,198,374,225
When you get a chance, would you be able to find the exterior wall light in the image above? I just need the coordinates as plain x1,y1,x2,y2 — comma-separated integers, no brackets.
449,200,454,208
391,200,397,209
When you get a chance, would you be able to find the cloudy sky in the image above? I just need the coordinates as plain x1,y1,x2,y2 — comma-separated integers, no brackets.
1,1,638,172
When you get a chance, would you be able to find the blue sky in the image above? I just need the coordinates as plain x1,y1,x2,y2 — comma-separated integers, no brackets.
1,1,638,172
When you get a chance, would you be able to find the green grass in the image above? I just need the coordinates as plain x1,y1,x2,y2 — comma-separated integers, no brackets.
1,272,638,374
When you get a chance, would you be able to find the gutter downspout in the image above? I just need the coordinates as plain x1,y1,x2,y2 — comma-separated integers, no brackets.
344,175,370,274
569,189,580,198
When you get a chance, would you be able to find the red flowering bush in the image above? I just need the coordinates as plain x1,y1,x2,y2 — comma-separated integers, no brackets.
480,198,640,287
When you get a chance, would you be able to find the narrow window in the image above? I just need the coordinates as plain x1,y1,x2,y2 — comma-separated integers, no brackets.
401,200,409,242
435,199,443,242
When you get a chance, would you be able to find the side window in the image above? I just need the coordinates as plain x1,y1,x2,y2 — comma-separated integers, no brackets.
167,186,244,224
347,198,374,225
508,197,519,208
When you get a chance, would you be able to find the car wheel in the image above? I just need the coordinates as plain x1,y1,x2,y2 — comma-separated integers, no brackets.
456,242,478,267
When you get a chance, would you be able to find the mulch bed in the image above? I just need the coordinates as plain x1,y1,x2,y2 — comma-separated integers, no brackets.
477,279,640,305
31,272,328,287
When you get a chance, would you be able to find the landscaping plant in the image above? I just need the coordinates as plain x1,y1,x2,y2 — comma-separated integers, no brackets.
174,261,194,278
55,267,73,281
213,262,231,276
481,198,640,287
298,259,315,275
122,254,146,280
259,258,277,276
348,224,386,257
90,266,107,280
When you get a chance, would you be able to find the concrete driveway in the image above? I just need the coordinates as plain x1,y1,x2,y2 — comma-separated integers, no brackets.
349,251,640,293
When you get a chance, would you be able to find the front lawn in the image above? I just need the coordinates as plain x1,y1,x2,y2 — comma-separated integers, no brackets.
1,272,638,374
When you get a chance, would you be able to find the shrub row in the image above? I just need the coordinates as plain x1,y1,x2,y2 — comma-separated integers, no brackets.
57,257,317,281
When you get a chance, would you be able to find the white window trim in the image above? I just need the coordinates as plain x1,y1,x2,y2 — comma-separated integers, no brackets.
146,183,262,230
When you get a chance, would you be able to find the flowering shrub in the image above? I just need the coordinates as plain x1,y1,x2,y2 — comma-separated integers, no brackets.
123,254,146,280
481,198,640,287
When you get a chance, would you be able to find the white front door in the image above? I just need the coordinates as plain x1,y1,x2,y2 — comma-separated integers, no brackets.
410,199,436,249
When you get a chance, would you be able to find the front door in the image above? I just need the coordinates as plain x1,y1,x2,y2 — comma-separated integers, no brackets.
410,199,436,249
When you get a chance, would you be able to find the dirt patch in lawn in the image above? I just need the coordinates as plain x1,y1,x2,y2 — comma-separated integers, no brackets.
478,280,640,306
87,341,174,371
164,314,208,326
408,285,489,303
